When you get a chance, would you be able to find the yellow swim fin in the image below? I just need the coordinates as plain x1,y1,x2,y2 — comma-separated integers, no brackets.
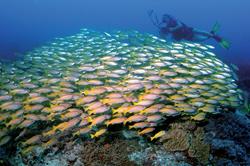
219,38,230,49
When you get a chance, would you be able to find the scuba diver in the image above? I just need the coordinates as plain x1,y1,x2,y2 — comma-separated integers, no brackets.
148,10,230,49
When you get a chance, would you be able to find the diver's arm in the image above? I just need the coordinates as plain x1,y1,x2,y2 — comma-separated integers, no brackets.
168,21,184,32
148,10,161,29
168,24,182,32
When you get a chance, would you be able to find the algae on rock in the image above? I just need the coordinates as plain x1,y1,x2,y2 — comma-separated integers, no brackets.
160,121,210,165
161,128,190,152
188,127,210,165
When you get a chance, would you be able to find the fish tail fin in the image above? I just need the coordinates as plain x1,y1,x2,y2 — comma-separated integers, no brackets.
210,22,220,34
48,114,54,121
87,117,92,122
138,111,144,115
73,131,79,137
90,134,95,139
111,108,117,114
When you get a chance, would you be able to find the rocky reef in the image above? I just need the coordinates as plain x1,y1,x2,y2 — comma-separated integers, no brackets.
159,121,210,165
3,110,248,166
206,111,250,165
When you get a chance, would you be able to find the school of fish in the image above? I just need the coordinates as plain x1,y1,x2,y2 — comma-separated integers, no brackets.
0,29,243,155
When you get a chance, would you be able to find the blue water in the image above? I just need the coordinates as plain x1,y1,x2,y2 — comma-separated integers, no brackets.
0,0,250,65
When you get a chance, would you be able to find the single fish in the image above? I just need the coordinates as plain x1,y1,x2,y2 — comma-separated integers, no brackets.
150,130,166,141
124,115,147,124
0,135,11,146
146,114,163,122
102,98,126,105
22,135,42,146
91,128,107,138
73,127,91,136
76,96,97,106
106,117,127,126
126,105,145,114
89,106,110,115
83,87,107,96
89,115,111,127
129,122,150,129
138,127,155,135
191,112,206,121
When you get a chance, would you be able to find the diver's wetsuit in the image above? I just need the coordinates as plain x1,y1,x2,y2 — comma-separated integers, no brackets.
171,24,194,41
160,15,194,41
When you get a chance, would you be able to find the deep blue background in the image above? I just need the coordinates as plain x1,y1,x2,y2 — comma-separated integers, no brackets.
0,0,250,65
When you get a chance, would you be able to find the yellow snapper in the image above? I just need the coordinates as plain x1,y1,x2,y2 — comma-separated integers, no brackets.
90,128,107,138
138,127,155,135
150,130,166,141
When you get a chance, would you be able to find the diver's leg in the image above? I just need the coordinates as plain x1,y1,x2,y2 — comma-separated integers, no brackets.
192,29,213,42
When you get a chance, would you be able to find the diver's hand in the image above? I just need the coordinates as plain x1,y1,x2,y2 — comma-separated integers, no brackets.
147,9,154,16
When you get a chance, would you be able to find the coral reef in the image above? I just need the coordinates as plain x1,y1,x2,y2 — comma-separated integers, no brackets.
80,139,139,166
160,121,210,165
205,111,250,165
7,111,250,166
10,136,140,166
128,146,190,166
161,128,190,152
9,130,194,166
188,127,210,165
0,147,11,165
